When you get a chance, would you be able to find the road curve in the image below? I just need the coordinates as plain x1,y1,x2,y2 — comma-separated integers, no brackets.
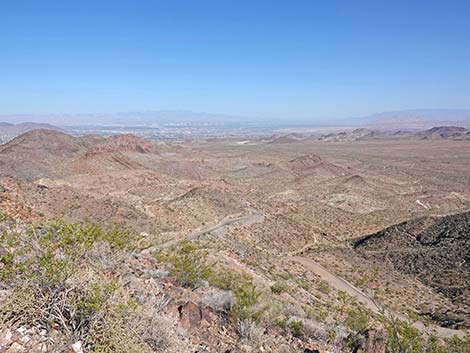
285,256,465,339
286,256,379,313
141,205,264,254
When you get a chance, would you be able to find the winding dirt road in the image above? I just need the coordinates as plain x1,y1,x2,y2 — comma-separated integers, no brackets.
141,204,264,254
141,202,464,338
286,256,465,338
286,256,379,313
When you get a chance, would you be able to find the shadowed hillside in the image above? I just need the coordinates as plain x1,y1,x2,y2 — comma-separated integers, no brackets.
354,211,470,328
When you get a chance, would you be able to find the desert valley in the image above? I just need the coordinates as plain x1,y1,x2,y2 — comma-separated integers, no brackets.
0,125,468,353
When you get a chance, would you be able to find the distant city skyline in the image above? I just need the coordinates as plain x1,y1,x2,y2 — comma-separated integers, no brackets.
1,1,470,120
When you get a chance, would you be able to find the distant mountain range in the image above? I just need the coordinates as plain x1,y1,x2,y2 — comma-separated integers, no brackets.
1,109,470,132
0,110,259,126
318,126,470,142
356,109,470,130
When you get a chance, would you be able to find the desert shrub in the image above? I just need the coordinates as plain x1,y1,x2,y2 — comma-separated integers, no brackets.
85,293,172,353
136,311,173,351
285,316,327,340
384,317,427,353
85,242,128,269
287,318,304,337
317,280,331,294
232,278,262,321
154,240,213,289
0,220,157,353
382,315,470,353
0,221,137,284
281,303,306,318
344,307,370,332
201,289,234,315
276,316,289,329
237,318,265,345
1,273,124,346
302,318,328,340
445,334,470,353
270,282,289,294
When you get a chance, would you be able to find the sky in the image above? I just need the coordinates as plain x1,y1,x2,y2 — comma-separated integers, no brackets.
1,0,470,121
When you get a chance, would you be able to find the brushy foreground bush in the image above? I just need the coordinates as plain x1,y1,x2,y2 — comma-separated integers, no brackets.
0,220,169,353
382,315,470,353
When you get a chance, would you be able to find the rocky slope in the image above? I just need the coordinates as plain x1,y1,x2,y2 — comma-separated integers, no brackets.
354,211,470,328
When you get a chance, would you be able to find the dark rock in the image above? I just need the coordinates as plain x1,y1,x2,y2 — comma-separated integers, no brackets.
178,301,211,332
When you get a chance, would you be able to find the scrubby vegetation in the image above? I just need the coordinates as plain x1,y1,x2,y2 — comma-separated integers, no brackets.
1,217,469,352
0,220,168,353
383,315,470,353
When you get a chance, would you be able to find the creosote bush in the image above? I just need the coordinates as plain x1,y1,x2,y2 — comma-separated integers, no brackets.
0,220,166,353
154,242,267,326
154,240,213,289
382,315,470,353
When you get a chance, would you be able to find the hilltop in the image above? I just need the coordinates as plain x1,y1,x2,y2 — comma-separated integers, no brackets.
0,122,62,144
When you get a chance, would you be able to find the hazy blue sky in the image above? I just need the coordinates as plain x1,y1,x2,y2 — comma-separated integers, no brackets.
1,0,469,120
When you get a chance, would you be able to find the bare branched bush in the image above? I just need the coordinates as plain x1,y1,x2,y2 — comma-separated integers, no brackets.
237,318,265,345
302,318,328,340
201,289,234,314
85,242,127,269
0,221,154,353
133,306,174,351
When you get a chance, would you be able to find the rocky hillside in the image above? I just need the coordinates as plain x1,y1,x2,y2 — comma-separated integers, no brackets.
354,211,470,328
417,126,470,140
0,122,62,144
0,130,91,180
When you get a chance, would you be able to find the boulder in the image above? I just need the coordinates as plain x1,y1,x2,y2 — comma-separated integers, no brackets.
178,301,211,332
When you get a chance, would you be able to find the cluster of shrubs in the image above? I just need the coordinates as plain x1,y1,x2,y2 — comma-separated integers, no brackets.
1,217,469,352
0,220,168,353
383,316,470,353
154,240,470,352
154,241,329,344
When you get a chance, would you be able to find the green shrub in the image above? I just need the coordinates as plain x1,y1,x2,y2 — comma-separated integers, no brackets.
0,220,153,353
0,211,7,221
270,282,289,294
289,319,304,337
317,280,331,294
345,307,370,332
382,315,470,353
232,278,262,321
154,240,213,288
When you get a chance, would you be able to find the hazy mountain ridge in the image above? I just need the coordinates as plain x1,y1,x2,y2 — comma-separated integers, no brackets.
2,108,470,129
318,126,470,142
358,109,470,130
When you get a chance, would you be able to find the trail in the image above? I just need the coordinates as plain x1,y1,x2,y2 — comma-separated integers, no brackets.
285,256,465,339
286,256,379,313
140,201,464,339
141,203,264,254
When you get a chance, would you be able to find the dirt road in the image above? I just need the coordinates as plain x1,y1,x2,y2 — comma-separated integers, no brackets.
286,256,379,313
286,256,465,338
141,204,264,254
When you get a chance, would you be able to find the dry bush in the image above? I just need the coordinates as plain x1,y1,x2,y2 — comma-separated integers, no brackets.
302,318,328,340
85,242,127,269
132,305,174,352
237,318,265,346
0,221,162,353
201,289,234,314
281,303,306,318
